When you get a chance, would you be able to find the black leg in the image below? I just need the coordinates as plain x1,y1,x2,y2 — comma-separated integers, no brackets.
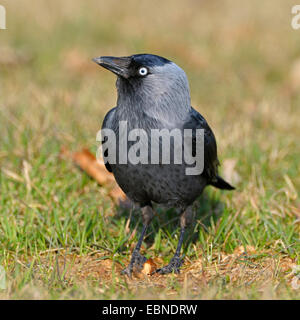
175,227,185,256
121,224,148,276
155,227,185,274
121,205,154,277
155,206,193,275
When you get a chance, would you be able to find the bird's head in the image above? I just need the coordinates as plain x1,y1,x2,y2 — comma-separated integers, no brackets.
93,54,191,113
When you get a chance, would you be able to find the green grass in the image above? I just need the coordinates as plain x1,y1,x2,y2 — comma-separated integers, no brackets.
0,0,299,299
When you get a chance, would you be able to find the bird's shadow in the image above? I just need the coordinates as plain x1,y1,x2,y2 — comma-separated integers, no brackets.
114,189,225,258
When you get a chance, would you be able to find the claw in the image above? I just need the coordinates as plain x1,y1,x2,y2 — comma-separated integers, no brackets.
121,266,133,277
156,256,183,274
121,250,147,276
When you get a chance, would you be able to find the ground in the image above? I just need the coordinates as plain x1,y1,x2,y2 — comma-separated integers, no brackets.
0,0,299,299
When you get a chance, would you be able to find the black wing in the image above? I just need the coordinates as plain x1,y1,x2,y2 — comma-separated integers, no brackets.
184,107,219,183
101,107,116,173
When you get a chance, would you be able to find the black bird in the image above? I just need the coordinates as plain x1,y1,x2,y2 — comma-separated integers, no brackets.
93,54,234,276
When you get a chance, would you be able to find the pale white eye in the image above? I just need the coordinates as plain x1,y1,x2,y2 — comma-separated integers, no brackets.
138,67,148,76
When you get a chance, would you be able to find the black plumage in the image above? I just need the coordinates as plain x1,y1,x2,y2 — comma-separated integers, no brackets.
93,54,234,275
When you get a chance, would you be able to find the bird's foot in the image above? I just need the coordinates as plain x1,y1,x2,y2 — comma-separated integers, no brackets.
155,255,183,274
121,250,147,277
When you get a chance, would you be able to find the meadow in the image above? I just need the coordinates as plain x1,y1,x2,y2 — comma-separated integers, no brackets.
0,0,299,299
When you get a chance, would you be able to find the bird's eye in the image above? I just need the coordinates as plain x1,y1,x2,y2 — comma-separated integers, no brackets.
138,67,148,76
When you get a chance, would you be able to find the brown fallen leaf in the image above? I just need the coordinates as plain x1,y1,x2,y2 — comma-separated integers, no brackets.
142,258,157,275
60,147,127,204
72,148,115,185
109,185,131,207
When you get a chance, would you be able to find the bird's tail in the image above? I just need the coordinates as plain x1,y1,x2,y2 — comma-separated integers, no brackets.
211,176,235,190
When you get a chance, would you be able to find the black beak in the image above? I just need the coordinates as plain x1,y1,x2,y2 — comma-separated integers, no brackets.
93,56,132,78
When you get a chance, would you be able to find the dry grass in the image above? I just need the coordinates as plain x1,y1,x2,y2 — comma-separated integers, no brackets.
1,246,298,299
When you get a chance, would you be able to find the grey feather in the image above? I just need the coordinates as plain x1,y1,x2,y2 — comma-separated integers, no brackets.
95,53,234,275
98,54,234,210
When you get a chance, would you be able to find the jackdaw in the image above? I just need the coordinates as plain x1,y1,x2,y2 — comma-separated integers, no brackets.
93,54,234,276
